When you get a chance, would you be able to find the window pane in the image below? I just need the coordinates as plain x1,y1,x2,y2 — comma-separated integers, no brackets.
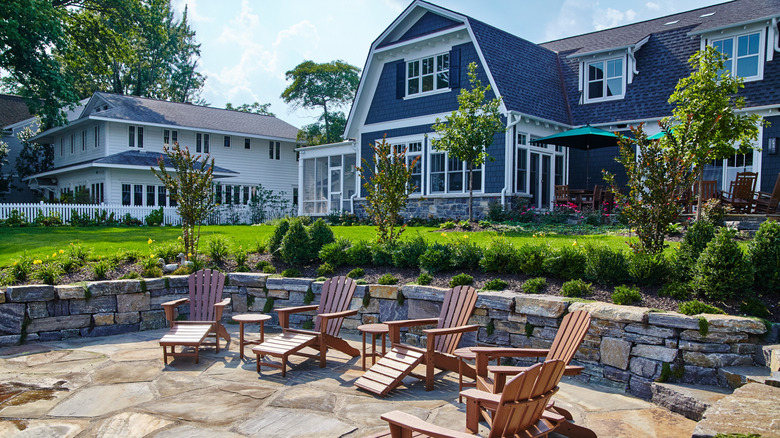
196,133,202,152
137,127,143,148
437,54,449,71
516,148,527,192
147,186,155,206
588,62,604,80
172,131,177,143
164,130,169,145
408,61,419,78
331,169,341,193
204,134,209,153
408,141,422,153
129,126,135,147
607,78,622,96
408,79,419,95
158,186,166,206
343,154,356,198
134,185,143,206
330,155,341,167
122,184,131,206
738,33,759,56
737,56,758,78
244,138,250,149
430,153,445,192
303,159,315,200
437,72,449,89
589,81,603,99
422,74,434,92
224,136,230,147
471,169,482,191
315,157,328,200
448,157,463,192
422,57,434,75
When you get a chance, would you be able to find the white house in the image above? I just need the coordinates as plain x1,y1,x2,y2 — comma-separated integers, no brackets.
28,92,301,208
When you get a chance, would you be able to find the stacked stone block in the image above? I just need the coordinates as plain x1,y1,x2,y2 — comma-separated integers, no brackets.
0,275,771,397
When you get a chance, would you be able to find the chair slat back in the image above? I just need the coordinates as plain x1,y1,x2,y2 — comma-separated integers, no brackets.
434,285,478,354
733,172,758,200
489,360,566,438
188,269,226,322
547,310,591,364
314,276,357,337
555,185,570,204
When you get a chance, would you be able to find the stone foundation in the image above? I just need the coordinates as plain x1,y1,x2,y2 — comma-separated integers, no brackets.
353,195,525,221
0,274,772,398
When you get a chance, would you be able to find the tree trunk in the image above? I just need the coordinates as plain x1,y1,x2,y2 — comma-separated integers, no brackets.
468,162,474,222
695,167,704,222
322,101,330,143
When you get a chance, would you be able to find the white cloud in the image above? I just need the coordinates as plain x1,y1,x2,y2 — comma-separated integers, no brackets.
543,0,600,41
594,8,638,30
645,1,661,10
170,0,212,23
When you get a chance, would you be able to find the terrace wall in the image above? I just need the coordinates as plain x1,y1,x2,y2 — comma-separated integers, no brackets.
0,274,771,399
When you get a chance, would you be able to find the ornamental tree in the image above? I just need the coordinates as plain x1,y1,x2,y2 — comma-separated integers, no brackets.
604,125,698,254
663,46,761,220
151,142,215,259
357,136,419,243
431,62,504,222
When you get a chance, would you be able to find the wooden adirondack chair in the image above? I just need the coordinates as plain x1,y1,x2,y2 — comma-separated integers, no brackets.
369,360,568,438
355,285,479,396
471,310,593,438
721,172,758,213
754,173,780,214
252,276,359,376
555,185,571,206
159,269,231,364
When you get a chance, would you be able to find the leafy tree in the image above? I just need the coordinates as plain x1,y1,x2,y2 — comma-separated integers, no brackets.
357,136,418,243
0,0,78,127
662,46,761,220
281,60,360,145
225,102,275,116
604,125,698,254
14,123,54,189
151,142,215,259
298,112,347,146
431,62,504,222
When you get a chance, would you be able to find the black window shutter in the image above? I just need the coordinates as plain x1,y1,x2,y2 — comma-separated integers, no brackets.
449,48,461,89
396,61,405,99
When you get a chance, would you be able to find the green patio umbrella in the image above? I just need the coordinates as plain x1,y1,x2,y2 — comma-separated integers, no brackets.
535,124,619,188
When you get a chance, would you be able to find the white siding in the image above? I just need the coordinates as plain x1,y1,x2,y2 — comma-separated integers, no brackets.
52,121,108,168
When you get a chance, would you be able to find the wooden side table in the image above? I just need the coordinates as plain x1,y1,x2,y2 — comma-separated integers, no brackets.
233,313,271,360
357,323,389,371
453,347,477,402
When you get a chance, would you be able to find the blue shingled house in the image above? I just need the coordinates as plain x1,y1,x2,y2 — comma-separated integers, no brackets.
298,0,780,219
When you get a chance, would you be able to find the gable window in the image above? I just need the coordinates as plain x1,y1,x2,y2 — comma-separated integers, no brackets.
244,138,251,149
128,126,143,148
224,135,231,148
407,52,449,96
712,31,763,80
163,129,178,146
196,133,209,153
269,141,280,159
586,57,624,102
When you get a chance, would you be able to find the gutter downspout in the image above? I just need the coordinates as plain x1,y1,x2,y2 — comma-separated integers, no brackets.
773,18,780,61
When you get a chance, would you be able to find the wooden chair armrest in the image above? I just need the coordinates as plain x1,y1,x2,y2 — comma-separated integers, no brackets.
565,365,584,376
543,409,566,423
215,297,231,307
276,304,319,328
214,297,231,321
488,365,528,376
161,298,189,326
470,347,549,358
386,318,440,344
317,309,358,320
423,324,479,337
380,410,473,438
460,388,501,407
161,298,189,308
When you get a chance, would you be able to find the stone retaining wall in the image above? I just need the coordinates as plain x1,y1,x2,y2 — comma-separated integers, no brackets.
0,274,771,399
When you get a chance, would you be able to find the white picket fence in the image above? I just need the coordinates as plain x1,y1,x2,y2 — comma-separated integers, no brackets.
0,203,284,225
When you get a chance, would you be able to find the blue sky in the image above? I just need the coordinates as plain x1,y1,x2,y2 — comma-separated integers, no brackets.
170,0,725,129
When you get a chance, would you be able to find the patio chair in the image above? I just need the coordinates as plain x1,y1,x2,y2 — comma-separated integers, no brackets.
355,285,479,396
754,173,780,214
578,185,601,211
159,269,231,364
252,276,359,376
721,172,758,213
555,185,571,206
368,360,568,438
471,310,593,438
686,180,718,214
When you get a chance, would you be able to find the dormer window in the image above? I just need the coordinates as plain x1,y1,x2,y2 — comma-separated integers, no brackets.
407,52,449,96
585,57,624,102
712,31,763,81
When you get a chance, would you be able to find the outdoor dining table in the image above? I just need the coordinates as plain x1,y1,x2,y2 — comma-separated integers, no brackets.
568,188,594,209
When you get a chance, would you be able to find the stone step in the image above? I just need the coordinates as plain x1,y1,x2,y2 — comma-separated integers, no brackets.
718,365,772,389
693,383,780,438
757,344,780,371
650,382,731,421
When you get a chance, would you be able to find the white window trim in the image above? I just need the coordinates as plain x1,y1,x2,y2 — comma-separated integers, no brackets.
427,146,485,196
707,27,766,82
405,51,451,98
514,132,567,201
375,135,426,197
581,55,627,104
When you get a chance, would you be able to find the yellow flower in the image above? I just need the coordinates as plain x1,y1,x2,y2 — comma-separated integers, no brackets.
13,261,17,266
33,259,42,265
52,252,57,257
572,241,578,246
59,249,64,254
148,238,153,245
177,236,182,240
187,253,192,258
463,234,469,239
440,233,446,237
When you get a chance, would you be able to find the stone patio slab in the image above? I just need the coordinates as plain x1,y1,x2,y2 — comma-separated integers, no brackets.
90,412,172,437
153,424,246,438
48,383,154,417
0,419,87,437
140,386,269,425
236,407,357,437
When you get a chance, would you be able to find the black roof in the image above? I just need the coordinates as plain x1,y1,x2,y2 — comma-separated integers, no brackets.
90,93,300,140
0,94,33,128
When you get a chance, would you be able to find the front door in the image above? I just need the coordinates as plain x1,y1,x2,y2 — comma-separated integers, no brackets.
529,152,552,208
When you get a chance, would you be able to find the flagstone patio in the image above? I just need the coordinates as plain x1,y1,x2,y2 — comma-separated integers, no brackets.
0,324,697,437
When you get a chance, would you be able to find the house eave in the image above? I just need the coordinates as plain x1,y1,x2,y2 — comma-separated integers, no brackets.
688,15,780,36
86,116,298,142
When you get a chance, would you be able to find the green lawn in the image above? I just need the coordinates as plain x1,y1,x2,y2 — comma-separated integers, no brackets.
0,224,634,267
